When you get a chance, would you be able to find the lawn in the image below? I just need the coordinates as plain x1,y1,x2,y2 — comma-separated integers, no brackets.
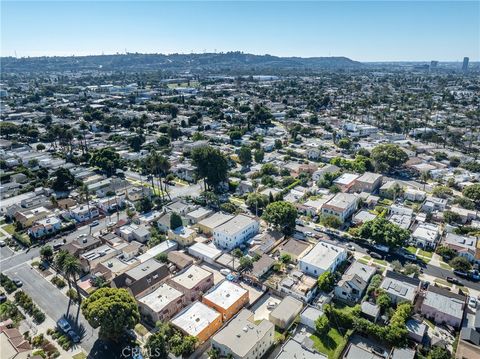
134,323,149,337
358,258,370,265
310,328,347,359
434,278,452,287
418,249,433,258
406,246,417,255
72,353,87,359
3,224,15,235
373,258,387,266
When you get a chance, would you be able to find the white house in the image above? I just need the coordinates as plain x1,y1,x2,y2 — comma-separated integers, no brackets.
299,241,347,277
213,214,259,251
412,223,440,249
70,204,99,223
321,193,359,223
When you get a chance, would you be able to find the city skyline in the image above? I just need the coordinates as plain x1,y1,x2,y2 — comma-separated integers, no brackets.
1,1,479,61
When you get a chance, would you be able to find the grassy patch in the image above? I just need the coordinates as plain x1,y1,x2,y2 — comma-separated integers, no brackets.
358,258,370,265
434,278,452,287
373,265,385,274
3,224,15,235
72,353,88,359
418,249,433,258
406,246,417,255
310,328,347,359
134,323,149,337
274,330,285,343
417,257,431,264
373,258,387,266
362,255,372,261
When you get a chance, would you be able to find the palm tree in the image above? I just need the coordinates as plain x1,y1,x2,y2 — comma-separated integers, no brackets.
55,250,71,288
63,255,82,304
420,171,431,191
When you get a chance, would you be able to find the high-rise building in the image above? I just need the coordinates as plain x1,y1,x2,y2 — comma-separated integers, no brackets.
462,57,469,72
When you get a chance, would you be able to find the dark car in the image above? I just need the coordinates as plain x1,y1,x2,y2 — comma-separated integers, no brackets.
453,270,469,278
446,277,463,286
422,281,430,290
68,330,81,343
13,279,23,287
0,293,7,304
57,318,72,333
370,252,384,260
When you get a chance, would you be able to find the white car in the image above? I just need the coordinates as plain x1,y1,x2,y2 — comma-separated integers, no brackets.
220,269,231,276
468,297,477,309
346,244,355,251
267,301,277,309
78,233,87,239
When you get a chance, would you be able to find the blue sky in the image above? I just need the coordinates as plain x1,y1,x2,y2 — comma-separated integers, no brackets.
1,1,479,61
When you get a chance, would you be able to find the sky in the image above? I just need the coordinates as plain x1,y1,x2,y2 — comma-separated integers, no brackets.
1,1,479,62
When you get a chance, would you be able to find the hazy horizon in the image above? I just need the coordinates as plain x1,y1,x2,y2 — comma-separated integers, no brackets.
1,1,479,62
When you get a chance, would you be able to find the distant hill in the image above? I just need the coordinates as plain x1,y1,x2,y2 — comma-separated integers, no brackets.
0,52,363,74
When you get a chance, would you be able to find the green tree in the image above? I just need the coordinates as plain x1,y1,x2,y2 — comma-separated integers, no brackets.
90,147,123,176
50,168,75,192
357,217,409,248
463,184,480,208
320,215,342,229
36,143,46,151
338,138,351,150
238,146,252,167
192,146,228,190
81,288,140,341
262,201,297,234
371,144,408,172
317,271,335,292
232,248,243,258
145,332,168,359
170,212,182,230
429,346,451,359
432,186,453,199
443,210,461,224
449,256,472,272
315,315,329,336
376,292,391,310
239,256,253,271
246,193,269,214
254,149,265,163
280,253,291,264
39,246,53,262
63,255,82,303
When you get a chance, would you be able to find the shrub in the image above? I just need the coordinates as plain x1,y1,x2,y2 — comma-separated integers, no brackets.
32,334,45,347
66,288,79,302
51,276,66,289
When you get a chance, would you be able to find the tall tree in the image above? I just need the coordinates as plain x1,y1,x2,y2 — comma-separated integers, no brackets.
191,146,228,191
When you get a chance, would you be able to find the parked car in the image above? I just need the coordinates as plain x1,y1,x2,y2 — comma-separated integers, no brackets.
422,281,430,290
0,293,7,304
346,244,355,251
53,243,63,251
468,297,477,309
68,330,81,343
13,279,23,287
0,240,6,247
57,318,72,333
446,277,463,286
267,301,277,309
90,220,99,227
454,270,469,279
370,252,384,260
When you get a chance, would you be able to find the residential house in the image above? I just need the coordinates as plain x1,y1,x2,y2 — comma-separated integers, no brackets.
412,222,440,249
168,265,214,304
111,259,169,298
167,251,194,270
352,172,383,193
28,216,62,238
280,238,311,263
168,226,197,246
213,214,259,251
269,296,303,330
70,204,99,223
380,271,420,305
197,212,234,235
421,286,466,328
299,241,347,277
203,280,249,321
321,193,359,223
444,233,477,263
333,173,359,193
171,301,222,343
334,262,376,303
14,206,51,228
61,235,102,257
186,207,213,224
211,309,274,359
137,283,184,324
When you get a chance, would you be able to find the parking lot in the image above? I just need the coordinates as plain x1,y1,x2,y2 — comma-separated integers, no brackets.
251,292,282,321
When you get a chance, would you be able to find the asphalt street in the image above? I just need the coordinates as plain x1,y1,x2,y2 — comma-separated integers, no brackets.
4,264,98,353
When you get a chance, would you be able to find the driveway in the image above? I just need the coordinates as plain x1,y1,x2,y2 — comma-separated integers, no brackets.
4,264,98,353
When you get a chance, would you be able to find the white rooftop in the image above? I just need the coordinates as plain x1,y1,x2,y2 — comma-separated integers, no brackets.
171,301,221,337
300,241,346,272
203,280,248,310
138,283,183,313
170,265,212,289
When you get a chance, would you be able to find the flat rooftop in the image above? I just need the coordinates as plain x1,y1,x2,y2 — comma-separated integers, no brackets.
198,212,233,229
214,214,257,236
212,309,273,357
324,193,358,210
170,265,212,289
203,280,248,309
171,301,221,337
300,241,346,271
138,283,183,313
